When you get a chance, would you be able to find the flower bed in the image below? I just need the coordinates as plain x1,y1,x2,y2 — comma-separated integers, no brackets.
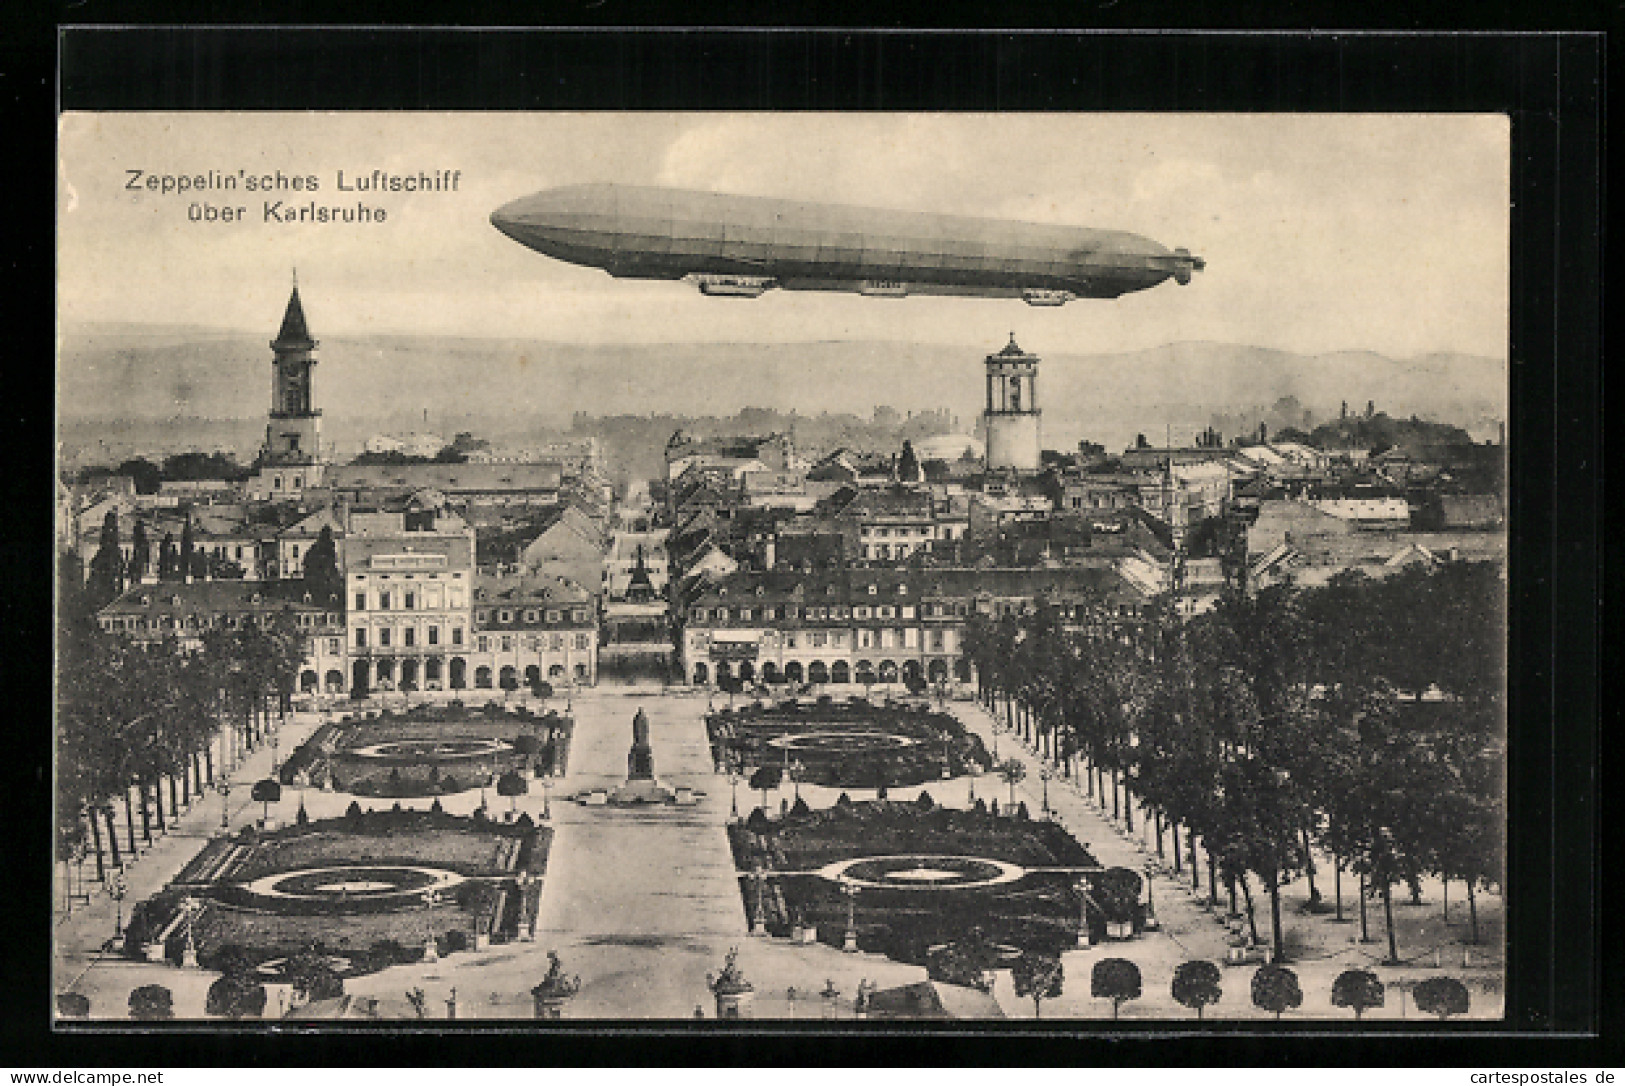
280,704,572,797
729,798,1098,965
124,810,549,977
706,697,990,788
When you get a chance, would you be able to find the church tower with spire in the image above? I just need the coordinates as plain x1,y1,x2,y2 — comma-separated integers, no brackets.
251,274,327,501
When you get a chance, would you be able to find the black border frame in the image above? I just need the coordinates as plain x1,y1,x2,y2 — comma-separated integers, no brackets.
11,23,1607,1068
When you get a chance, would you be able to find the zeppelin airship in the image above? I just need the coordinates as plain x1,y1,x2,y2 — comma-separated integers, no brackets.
490,183,1204,305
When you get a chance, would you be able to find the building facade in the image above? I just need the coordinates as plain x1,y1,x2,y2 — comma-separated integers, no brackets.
982,336,1042,474
341,519,476,695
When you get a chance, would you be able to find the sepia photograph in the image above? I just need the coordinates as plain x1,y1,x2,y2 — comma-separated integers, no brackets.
55,110,1512,1025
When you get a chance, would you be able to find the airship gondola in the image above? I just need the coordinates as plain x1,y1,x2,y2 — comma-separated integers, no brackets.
490,184,1203,306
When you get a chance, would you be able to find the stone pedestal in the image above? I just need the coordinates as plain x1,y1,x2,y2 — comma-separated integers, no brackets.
714,989,753,1019
607,778,675,804
423,936,439,963
533,995,567,1019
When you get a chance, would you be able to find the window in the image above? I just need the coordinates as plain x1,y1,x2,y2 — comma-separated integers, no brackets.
740,608,753,622
878,605,894,618
691,608,706,622
500,609,513,623
501,636,512,652
897,583,908,594
574,634,590,651
811,631,827,648
930,630,945,651
545,610,560,624
379,592,391,611
452,627,463,645
355,592,366,611
404,627,416,647
572,609,586,623
429,626,439,646
273,476,282,489
524,610,538,624
379,627,391,647
292,544,301,558
477,636,489,652
551,634,563,651
868,584,878,595
854,606,871,619
329,637,341,654
404,592,415,610
786,634,798,649
476,609,489,623
355,628,367,648
716,608,729,621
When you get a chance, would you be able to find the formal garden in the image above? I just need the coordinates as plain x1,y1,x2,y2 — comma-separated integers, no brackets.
121,807,549,979
706,697,991,789
724,794,1159,966
279,701,572,798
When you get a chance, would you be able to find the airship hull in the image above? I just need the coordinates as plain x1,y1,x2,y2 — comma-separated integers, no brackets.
491,184,1203,304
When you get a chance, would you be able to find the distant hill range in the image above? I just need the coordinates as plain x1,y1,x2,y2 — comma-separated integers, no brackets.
57,326,1505,456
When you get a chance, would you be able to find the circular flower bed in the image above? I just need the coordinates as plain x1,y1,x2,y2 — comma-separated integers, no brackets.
818,854,1028,892
346,738,515,761
764,730,919,754
240,864,466,904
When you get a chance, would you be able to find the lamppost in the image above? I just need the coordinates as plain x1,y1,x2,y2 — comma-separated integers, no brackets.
1142,861,1160,932
991,719,1000,762
219,778,233,832
109,872,127,941
270,731,280,775
1040,767,1052,819
791,760,804,803
728,770,741,819
541,778,553,820
841,879,859,952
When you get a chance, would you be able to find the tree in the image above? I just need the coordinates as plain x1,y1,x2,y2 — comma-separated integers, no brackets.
1012,951,1064,1018
897,439,922,483
286,948,344,1002
925,930,998,993
56,992,91,1019
512,732,540,775
1094,867,1143,926
127,518,150,585
303,525,342,604
1089,957,1142,1020
1412,977,1471,1020
497,769,528,813
206,971,269,1019
158,532,179,581
1171,960,1224,1020
251,778,282,823
749,765,782,811
998,759,1026,808
1249,963,1303,1020
128,984,174,1020
1331,968,1386,1021
86,509,124,608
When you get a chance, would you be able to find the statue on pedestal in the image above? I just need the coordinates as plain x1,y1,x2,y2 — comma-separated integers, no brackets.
627,708,655,780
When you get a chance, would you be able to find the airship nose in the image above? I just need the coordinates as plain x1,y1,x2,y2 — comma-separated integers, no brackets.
489,195,534,241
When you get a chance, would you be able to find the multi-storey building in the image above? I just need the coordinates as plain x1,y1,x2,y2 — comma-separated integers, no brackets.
96,580,347,694
468,572,598,690
678,565,1152,690
341,514,475,695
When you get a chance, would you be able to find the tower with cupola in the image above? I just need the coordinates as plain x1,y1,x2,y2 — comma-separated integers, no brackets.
982,333,1042,473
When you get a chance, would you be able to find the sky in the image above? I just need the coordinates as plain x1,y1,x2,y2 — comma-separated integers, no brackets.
58,112,1509,359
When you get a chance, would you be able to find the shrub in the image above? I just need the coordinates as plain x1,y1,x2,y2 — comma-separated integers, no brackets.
128,984,174,1020
1094,867,1144,924
1171,960,1224,1020
1250,964,1303,1020
1090,957,1142,1020
295,802,309,825
286,948,344,1002
344,801,363,822
56,992,90,1019
835,792,853,808
915,791,935,812
973,798,988,815
1412,976,1471,1020
1331,968,1386,1020
745,808,773,835
1015,801,1031,821
429,798,445,815
206,972,268,1019
789,796,812,818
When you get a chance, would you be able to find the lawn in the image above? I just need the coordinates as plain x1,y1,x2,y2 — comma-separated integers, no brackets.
707,696,991,788
729,797,1104,964
124,810,548,977
280,702,572,797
